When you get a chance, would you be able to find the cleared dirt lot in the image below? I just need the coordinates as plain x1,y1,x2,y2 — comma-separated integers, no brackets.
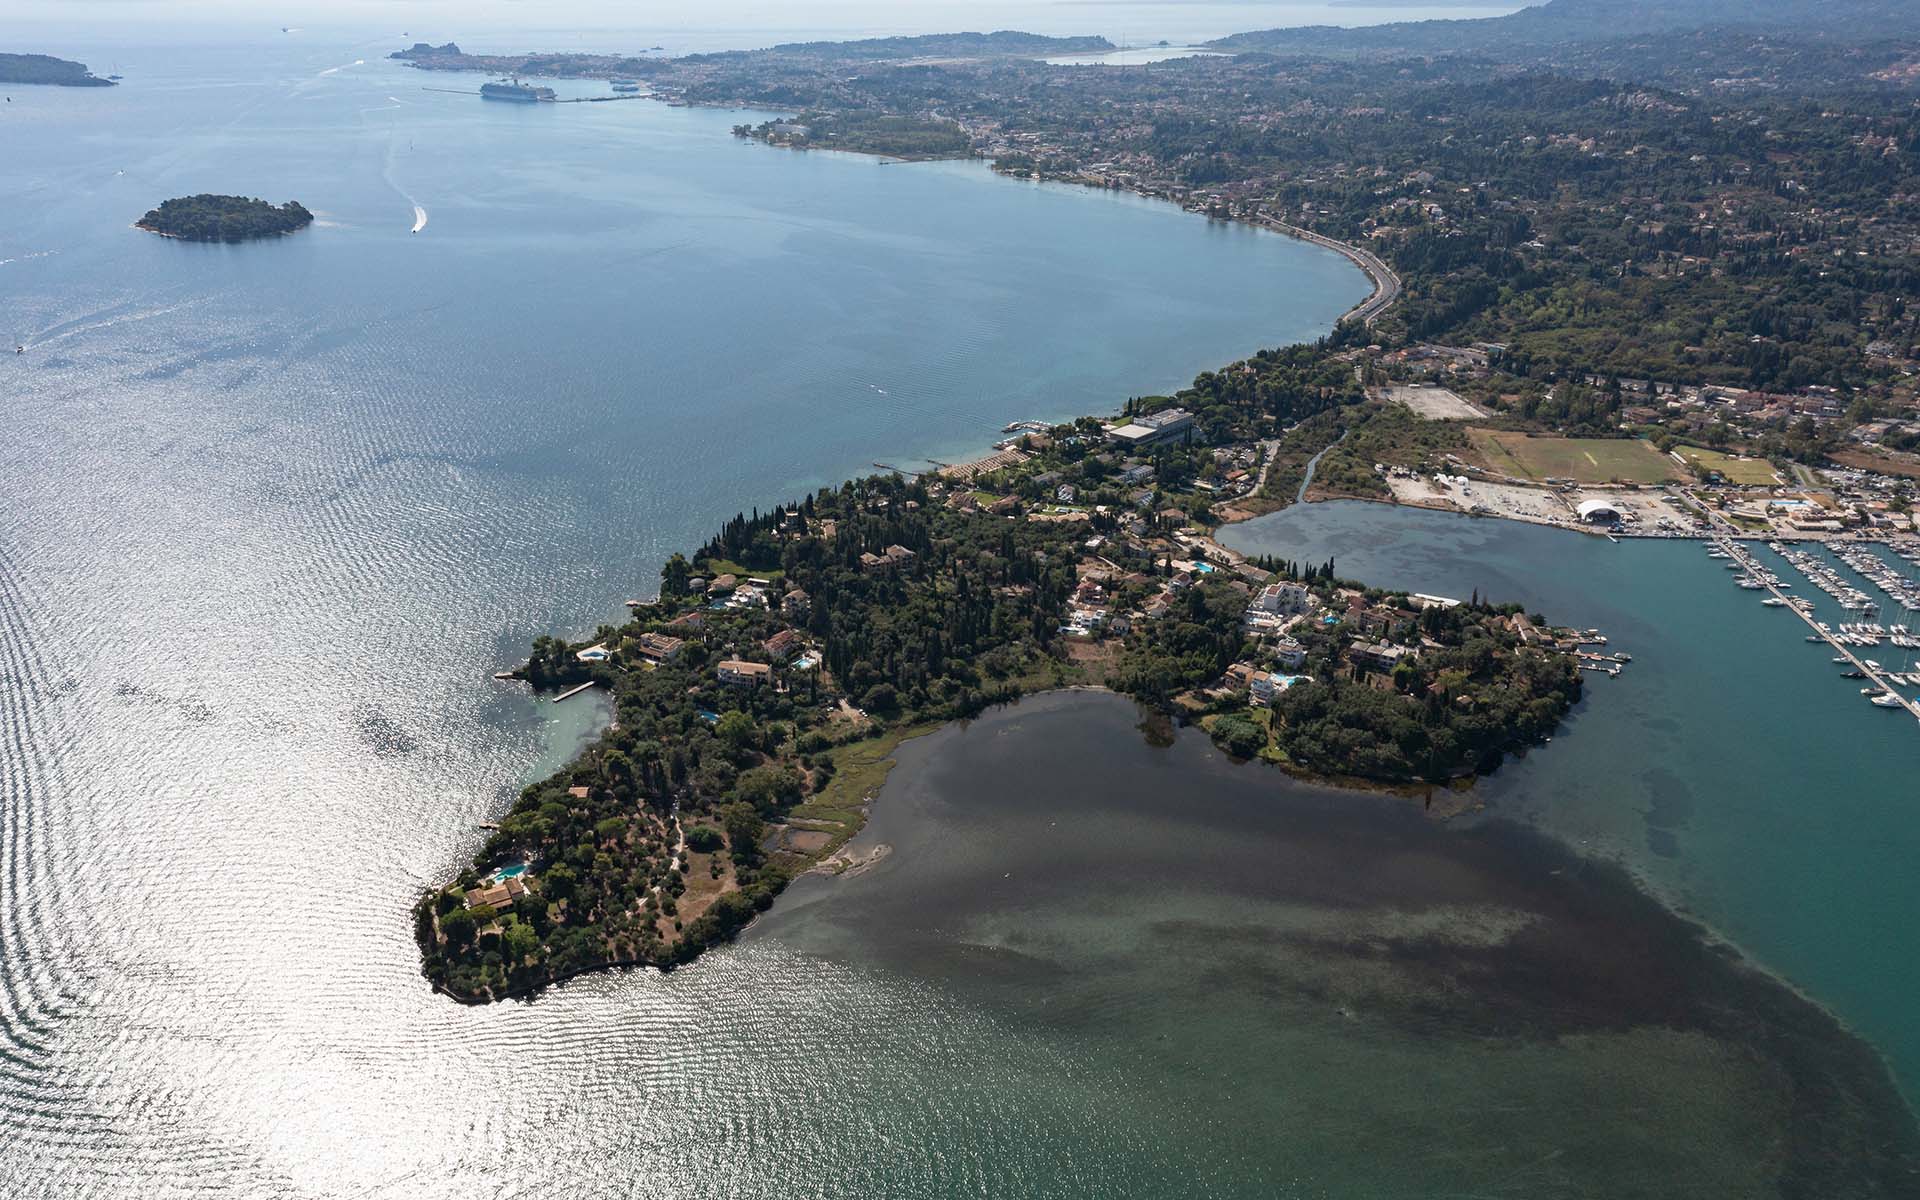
1388,475,1699,534
1382,384,1485,420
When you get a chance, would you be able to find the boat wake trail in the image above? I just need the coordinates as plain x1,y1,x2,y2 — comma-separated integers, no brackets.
373,114,428,235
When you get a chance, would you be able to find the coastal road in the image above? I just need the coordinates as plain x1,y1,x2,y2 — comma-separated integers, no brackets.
1258,216,1402,327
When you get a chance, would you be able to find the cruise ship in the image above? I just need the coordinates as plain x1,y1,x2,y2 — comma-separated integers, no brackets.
481,79,555,103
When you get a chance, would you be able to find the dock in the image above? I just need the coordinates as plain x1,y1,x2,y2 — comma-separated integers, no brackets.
552,681,599,703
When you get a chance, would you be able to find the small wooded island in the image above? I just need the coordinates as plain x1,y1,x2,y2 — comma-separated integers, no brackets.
136,195,313,243
419,435,1587,1002
0,53,114,86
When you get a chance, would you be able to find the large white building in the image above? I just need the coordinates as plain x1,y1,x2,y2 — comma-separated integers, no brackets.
1107,408,1197,449
1576,498,1622,525
1252,582,1312,616
1244,582,1312,638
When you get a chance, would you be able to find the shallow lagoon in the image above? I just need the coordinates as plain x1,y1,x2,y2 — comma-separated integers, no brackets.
765,691,1917,1197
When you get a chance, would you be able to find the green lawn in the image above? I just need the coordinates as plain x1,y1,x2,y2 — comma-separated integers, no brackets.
1673,445,1781,486
696,558,784,586
1471,431,1681,484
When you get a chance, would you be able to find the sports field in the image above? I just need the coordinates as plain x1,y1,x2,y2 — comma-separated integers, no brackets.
1673,444,1781,486
1470,431,1681,484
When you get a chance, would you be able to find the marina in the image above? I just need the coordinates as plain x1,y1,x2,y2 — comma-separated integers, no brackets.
1713,535,1920,724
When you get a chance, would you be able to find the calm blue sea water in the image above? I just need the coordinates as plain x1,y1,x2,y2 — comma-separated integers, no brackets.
0,32,1368,1199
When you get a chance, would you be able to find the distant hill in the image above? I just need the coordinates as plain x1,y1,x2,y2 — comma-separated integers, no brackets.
391,31,1114,82
0,52,114,87
1211,0,1920,55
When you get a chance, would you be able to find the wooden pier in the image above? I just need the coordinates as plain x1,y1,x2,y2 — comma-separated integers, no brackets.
552,681,600,703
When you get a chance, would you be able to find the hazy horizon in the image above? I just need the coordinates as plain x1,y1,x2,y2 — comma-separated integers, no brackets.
11,0,1528,56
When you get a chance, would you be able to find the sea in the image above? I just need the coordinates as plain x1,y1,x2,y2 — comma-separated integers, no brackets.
2,15,1917,1199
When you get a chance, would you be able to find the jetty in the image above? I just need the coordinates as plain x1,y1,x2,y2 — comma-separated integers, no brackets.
552,680,599,703
1575,650,1628,677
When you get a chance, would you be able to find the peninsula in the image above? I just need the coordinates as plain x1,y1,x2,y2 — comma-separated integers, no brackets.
420,449,1587,1001
136,195,313,242
0,53,114,87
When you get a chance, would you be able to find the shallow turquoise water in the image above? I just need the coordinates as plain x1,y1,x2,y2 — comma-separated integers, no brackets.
1221,502,1920,1103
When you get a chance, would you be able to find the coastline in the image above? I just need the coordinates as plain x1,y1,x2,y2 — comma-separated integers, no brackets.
392,51,1399,334
132,221,311,242
733,119,1403,328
